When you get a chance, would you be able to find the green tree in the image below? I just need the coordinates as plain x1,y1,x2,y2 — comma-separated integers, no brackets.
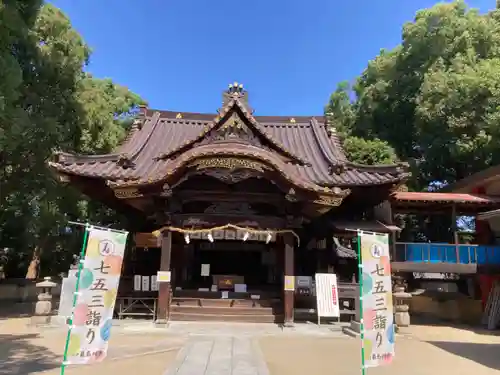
0,2,144,278
345,1,500,188
325,82,399,165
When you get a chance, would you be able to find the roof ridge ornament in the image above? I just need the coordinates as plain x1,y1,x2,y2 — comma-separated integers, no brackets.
228,82,244,94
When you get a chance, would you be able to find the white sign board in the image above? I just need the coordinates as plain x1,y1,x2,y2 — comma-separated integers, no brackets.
133,275,142,291
151,275,158,291
141,276,150,291
315,273,340,318
234,284,247,293
201,264,210,276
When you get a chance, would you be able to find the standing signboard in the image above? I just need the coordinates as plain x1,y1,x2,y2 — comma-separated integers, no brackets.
61,227,128,369
315,273,340,323
357,231,395,370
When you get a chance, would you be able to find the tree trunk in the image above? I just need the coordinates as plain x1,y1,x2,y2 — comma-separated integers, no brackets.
25,246,41,280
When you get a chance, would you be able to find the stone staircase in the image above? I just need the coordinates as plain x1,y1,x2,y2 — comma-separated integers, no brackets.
342,320,361,337
170,297,283,323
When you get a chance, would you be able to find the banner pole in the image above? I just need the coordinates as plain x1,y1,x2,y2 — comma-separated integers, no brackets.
60,225,89,375
357,230,367,375
67,220,127,234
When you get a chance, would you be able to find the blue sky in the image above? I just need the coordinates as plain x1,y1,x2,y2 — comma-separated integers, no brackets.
50,0,495,116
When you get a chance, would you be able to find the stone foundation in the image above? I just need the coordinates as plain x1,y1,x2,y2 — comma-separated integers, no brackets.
0,279,61,303
410,294,482,325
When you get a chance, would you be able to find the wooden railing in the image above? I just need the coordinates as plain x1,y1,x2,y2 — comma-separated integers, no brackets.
394,242,500,265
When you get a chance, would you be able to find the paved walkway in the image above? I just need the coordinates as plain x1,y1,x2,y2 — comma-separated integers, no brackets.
165,336,269,375
124,321,345,337
3,317,500,374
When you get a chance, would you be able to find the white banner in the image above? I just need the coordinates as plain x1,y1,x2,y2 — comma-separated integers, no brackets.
315,273,340,318
64,228,128,365
359,232,395,367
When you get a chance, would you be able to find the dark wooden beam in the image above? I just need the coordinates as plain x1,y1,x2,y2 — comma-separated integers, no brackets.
176,190,285,204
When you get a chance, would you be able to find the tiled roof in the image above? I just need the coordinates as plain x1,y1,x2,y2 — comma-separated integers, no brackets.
391,192,500,204
48,92,409,191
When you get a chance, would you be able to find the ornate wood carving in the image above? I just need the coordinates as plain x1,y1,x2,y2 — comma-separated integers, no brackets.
201,113,259,145
160,183,172,197
313,195,344,207
56,173,70,183
201,168,260,184
114,188,143,199
177,190,283,204
391,183,409,193
204,202,256,215
285,188,298,202
190,157,268,172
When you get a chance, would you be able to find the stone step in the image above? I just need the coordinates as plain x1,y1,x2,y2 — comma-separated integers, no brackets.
174,289,280,300
170,311,282,323
350,320,361,333
171,297,280,308
171,305,280,316
341,326,360,338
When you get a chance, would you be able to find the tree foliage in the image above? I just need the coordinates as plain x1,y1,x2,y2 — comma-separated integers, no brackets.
327,1,500,189
325,82,399,165
0,2,144,278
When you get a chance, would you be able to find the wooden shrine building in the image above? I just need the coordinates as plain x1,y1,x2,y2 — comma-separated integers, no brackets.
48,84,410,324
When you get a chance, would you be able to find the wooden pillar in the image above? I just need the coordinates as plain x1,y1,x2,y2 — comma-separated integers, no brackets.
283,233,295,327
326,234,336,273
156,231,172,325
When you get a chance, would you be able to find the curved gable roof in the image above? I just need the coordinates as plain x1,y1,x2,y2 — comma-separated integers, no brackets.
48,87,409,190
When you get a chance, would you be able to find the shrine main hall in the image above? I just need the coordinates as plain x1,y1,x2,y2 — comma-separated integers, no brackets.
48,83,410,324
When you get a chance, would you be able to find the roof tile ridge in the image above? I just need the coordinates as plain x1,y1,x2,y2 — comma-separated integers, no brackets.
155,99,309,165
344,160,410,175
52,151,123,165
51,107,152,166
231,100,309,166
115,106,147,152
310,117,347,166
154,99,238,160
121,111,162,163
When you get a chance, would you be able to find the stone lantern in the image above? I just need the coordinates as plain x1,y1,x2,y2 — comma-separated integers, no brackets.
31,276,58,325
393,276,412,333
